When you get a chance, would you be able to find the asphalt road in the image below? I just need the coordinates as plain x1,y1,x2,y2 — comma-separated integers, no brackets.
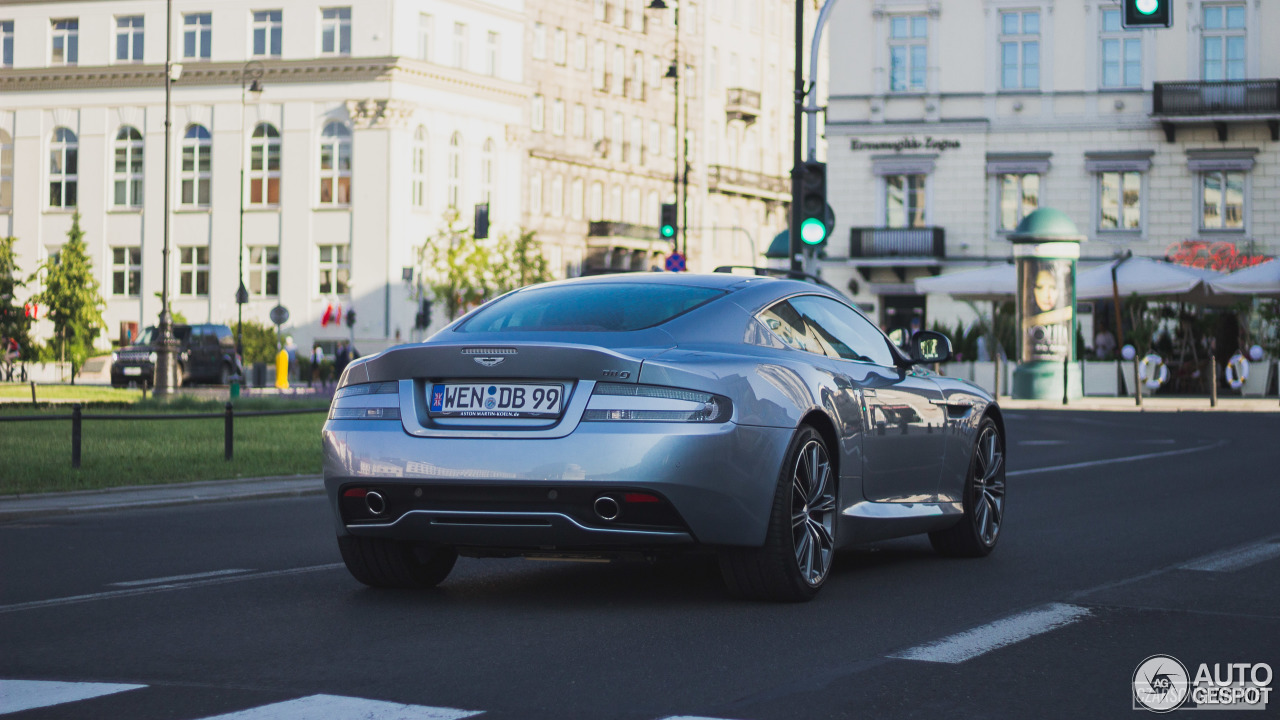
2,410,1278,719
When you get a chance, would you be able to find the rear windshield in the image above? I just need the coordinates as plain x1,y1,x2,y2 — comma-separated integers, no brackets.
459,283,725,333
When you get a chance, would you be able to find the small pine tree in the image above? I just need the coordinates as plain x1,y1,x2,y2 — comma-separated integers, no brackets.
0,236,34,360
31,212,106,383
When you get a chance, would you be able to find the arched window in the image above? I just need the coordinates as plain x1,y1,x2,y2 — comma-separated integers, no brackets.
0,130,14,211
318,121,351,205
113,126,144,208
609,185,622,221
447,132,462,208
550,174,563,217
249,123,280,206
626,187,640,224
481,138,494,205
181,124,212,207
571,178,584,220
49,127,78,208
589,181,603,221
412,126,427,209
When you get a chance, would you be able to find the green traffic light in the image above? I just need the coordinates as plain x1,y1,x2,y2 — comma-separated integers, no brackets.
660,225,675,238
799,218,827,245
1136,0,1159,14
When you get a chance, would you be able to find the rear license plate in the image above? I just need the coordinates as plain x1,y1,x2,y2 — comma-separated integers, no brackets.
123,367,143,376
429,383,563,418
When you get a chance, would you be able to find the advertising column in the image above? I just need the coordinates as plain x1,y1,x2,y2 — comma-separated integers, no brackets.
1010,208,1084,400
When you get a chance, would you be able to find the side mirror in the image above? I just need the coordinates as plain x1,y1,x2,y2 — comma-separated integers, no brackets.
909,331,953,365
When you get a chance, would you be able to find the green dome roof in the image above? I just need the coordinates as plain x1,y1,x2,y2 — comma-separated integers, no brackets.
1009,208,1083,242
765,229,790,258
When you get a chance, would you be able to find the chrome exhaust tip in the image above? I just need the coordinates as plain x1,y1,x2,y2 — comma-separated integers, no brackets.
593,495,620,522
365,490,386,516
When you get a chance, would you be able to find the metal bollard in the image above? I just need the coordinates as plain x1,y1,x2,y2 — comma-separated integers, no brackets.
1062,354,1069,406
1134,355,1143,407
1210,356,1218,408
994,354,1003,398
71,403,82,469
30,380,36,405
224,402,234,461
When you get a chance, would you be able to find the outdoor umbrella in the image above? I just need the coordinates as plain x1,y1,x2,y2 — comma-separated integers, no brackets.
914,263,1017,301
1076,256,1223,304
1208,260,1280,298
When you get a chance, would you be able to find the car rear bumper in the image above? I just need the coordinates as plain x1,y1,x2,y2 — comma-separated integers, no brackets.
322,419,794,548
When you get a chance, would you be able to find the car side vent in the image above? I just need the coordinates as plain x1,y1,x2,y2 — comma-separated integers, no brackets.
460,347,519,356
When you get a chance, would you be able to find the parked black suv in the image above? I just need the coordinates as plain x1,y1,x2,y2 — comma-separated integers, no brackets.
111,324,243,388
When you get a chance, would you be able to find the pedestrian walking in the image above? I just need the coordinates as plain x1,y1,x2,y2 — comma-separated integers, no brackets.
335,341,351,378
310,343,325,387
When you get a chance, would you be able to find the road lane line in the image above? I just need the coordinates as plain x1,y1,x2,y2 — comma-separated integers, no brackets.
1017,440,1067,446
0,679,146,715
1180,540,1280,572
191,694,482,720
0,563,344,615
1007,440,1227,477
888,603,1091,664
109,569,254,587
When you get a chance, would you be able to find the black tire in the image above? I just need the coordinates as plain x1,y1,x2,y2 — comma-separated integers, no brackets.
930,416,1006,558
719,425,837,602
337,535,458,589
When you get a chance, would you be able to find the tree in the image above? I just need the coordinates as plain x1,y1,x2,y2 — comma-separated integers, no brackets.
0,236,35,360
416,210,555,321
30,212,106,383
229,318,280,365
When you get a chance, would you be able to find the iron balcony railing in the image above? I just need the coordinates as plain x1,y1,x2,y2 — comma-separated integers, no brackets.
725,88,762,122
587,221,660,240
849,227,946,258
1153,80,1280,116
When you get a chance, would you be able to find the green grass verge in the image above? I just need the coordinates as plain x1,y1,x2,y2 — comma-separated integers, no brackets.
0,398,330,495
0,384,145,403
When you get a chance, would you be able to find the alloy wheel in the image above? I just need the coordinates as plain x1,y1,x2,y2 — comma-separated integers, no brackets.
972,426,1005,546
791,439,836,586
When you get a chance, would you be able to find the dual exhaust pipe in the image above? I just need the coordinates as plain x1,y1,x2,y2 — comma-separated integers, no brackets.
360,489,635,523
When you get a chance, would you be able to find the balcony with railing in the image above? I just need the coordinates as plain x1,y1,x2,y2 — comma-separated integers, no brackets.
587,221,660,240
707,164,789,200
849,227,946,260
1152,79,1280,141
725,88,761,124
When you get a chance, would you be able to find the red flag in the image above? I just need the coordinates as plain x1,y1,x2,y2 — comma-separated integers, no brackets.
321,304,333,326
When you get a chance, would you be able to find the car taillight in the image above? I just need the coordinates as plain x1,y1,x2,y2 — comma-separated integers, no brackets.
582,383,732,423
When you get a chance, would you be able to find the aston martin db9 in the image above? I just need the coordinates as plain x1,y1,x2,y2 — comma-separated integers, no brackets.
323,272,1005,601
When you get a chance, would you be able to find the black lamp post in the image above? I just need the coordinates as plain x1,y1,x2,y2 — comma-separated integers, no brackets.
236,61,265,357
154,0,177,396
648,0,685,257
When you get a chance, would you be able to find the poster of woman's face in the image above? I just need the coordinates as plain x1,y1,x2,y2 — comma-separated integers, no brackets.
1019,258,1074,362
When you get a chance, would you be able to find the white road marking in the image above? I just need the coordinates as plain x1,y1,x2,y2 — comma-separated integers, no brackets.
0,679,146,715
0,563,344,614
1180,540,1280,573
191,694,482,720
1007,441,1227,477
1018,440,1066,446
660,717,743,720
889,603,1091,664
110,569,254,587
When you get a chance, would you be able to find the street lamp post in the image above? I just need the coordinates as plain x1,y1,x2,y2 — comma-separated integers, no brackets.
236,61,265,358
154,0,177,396
647,1,684,257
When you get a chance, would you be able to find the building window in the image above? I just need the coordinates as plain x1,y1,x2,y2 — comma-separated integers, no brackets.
317,244,349,295
52,19,79,65
111,247,142,296
531,94,544,132
419,14,433,61
481,138,494,205
485,31,499,75
999,10,1039,90
253,10,282,58
181,124,212,207
529,172,543,215
116,16,144,62
999,173,1039,231
183,13,211,60
572,104,586,138
113,126,144,208
589,181,603,220
551,99,565,136
571,178,584,220
249,123,280,206
1099,10,1140,88
1202,3,1245,81
888,15,927,92
629,117,642,164
320,8,351,55
318,122,351,205
2,21,13,67
594,0,607,22
573,33,587,70
248,246,279,296
453,22,468,69
49,127,78,208
611,113,624,162
0,130,12,209
1099,171,1141,231
553,27,567,65
447,132,462,208
532,22,545,60
885,175,926,228
412,126,427,209
550,175,564,218
179,246,210,296
592,40,606,89
1201,171,1245,230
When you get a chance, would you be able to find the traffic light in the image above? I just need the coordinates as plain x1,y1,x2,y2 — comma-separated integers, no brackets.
474,203,490,239
345,309,356,328
797,161,831,248
1123,0,1172,28
415,299,432,330
659,203,677,240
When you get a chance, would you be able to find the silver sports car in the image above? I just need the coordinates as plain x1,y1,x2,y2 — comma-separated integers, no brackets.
323,272,1005,601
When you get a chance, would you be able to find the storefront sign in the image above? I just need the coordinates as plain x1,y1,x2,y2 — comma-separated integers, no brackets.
1018,258,1074,362
850,137,961,152
1166,241,1272,272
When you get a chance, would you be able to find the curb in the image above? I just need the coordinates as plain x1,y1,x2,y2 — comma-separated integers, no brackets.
0,475,324,521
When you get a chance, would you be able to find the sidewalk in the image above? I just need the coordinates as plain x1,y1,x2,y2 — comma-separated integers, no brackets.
0,475,323,521
998,396,1280,412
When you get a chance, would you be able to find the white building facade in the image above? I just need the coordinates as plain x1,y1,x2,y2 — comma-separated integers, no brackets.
0,0,526,354
822,0,1279,337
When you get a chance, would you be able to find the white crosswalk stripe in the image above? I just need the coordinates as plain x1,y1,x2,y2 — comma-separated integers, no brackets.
0,679,146,715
